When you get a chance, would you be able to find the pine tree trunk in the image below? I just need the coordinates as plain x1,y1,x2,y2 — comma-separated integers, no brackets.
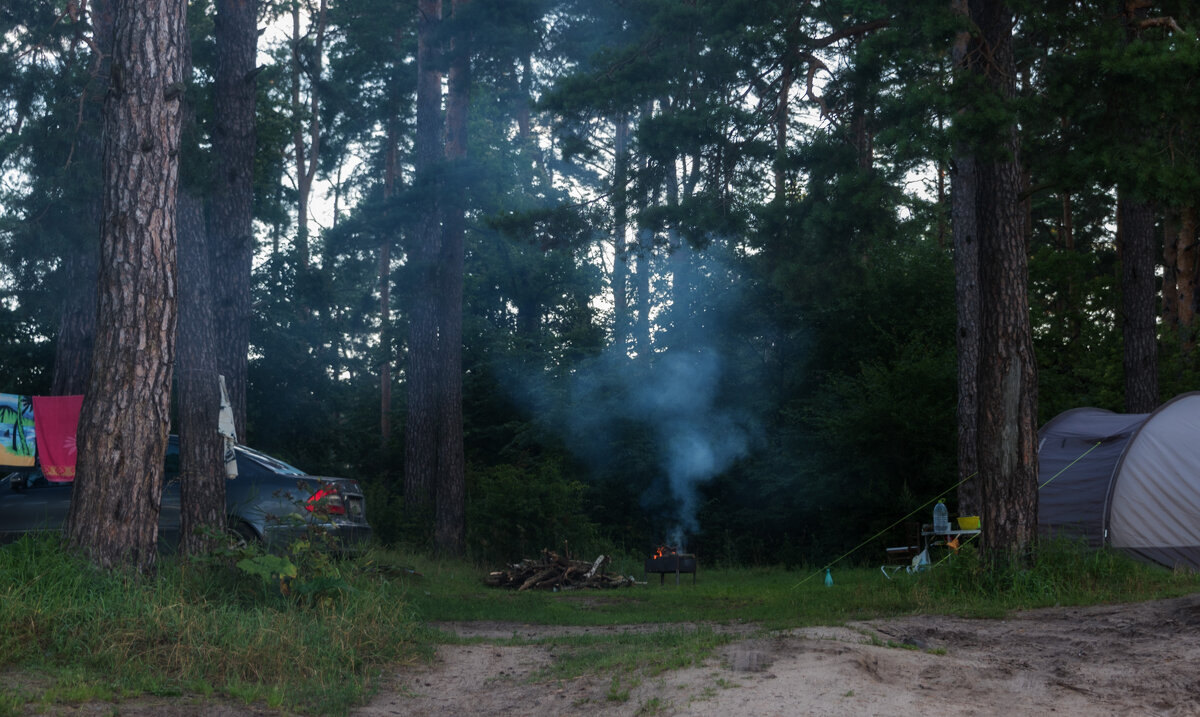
952,150,980,517
435,0,469,556
405,0,443,519
1118,196,1159,412
380,121,398,449
951,0,979,516
177,190,226,555
968,0,1038,564
1162,209,1179,331
634,112,654,361
64,0,186,572
1177,207,1198,349
775,51,792,202
290,0,327,270
210,0,258,436
51,0,114,397
52,248,99,397
612,114,630,349
177,32,226,556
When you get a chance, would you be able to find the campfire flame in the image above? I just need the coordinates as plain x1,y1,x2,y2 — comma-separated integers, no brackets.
651,545,678,559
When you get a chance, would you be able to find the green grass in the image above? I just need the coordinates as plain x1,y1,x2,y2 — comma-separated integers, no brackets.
400,540,1200,628
0,535,425,716
3,535,1199,715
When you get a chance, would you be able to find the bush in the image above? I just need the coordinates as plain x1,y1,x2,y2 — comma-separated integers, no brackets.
466,459,603,563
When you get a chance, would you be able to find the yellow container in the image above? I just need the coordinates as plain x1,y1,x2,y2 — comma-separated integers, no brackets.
957,516,980,530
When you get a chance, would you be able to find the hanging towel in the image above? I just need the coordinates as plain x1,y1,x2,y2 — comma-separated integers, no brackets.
218,375,238,479
32,395,83,482
0,393,36,467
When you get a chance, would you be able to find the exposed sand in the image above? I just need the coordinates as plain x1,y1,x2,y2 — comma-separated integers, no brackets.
360,594,1200,716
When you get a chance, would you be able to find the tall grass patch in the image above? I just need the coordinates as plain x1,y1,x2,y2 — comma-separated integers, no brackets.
0,535,422,715
912,537,1200,614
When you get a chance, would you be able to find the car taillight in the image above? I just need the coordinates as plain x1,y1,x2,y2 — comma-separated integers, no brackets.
305,486,346,515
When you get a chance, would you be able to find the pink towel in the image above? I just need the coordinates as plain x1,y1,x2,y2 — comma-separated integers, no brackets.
32,395,83,483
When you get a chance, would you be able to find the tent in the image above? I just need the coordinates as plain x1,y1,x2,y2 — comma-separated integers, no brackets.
1038,392,1200,570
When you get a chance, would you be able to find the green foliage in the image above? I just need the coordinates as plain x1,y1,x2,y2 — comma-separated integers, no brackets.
235,553,298,591
466,460,602,563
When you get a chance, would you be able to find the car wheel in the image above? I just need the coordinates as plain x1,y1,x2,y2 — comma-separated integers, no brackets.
226,521,259,550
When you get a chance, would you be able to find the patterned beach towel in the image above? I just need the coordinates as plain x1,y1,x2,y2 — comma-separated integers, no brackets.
32,395,83,482
0,393,36,467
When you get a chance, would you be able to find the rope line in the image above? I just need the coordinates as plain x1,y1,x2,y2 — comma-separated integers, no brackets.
794,438,1103,588
793,470,977,587
1038,441,1101,489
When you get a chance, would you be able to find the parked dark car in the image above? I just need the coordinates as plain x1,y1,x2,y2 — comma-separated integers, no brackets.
0,436,371,551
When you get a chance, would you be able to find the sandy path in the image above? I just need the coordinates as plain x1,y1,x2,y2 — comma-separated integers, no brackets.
359,594,1200,716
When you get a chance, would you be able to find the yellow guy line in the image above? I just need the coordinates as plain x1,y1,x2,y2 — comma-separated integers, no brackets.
795,439,1102,587
793,471,976,588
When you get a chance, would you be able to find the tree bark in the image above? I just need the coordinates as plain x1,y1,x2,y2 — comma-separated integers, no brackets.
435,0,469,556
951,0,979,516
64,0,186,573
1118,196,1159,412
1177,207,1198,348
51,0,114,397
290,0,327,269
177,24,227,555
774,45,793,202
952,151,980,517
209,0,258,436
177,190,226,555
634,105,654,361
380,121,398,449
405,0,443,518
968,0,1038,564
612,114,631,350
1162,209,1179,331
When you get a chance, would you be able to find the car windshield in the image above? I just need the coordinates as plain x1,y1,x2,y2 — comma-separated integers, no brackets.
235,446,307,476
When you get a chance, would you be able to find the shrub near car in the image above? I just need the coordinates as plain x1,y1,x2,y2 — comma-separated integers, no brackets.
0,436,371,551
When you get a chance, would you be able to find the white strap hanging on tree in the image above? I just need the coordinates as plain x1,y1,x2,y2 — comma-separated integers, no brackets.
218,375,238,479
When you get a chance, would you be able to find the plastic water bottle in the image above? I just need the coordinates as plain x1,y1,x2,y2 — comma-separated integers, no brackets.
824,568,833,587
933,500,950,533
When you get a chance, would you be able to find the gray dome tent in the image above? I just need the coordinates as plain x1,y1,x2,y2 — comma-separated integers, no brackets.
1038,392,1200,570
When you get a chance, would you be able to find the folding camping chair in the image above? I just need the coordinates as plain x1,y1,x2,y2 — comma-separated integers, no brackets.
881,522,928,579
881,546,930,579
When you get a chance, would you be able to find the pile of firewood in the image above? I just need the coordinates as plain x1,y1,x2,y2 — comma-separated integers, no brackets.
485,549,636,590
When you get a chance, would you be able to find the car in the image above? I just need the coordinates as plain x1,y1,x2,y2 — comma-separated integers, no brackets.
0,436,372,552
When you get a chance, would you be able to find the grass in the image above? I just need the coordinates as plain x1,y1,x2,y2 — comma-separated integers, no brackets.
0,534,425,716
2,535,1199,715
401,540,1200,628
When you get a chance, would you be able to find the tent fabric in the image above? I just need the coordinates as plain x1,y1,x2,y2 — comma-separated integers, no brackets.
1106,396,1200,569
1038,393,1200,570
1037,408,1148,548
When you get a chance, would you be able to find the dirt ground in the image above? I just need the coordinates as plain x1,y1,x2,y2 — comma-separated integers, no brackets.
28,593,1200,716
360,593,1200,717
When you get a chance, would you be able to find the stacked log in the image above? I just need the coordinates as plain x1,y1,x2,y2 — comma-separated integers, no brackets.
485,550,636,590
